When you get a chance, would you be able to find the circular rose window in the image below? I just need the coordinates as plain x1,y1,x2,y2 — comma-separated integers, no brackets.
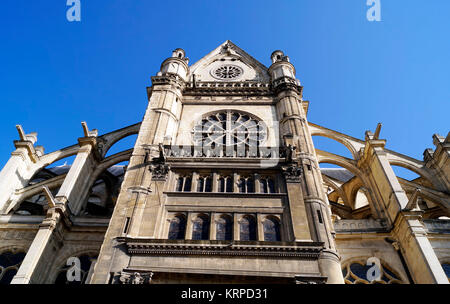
212,65,243,80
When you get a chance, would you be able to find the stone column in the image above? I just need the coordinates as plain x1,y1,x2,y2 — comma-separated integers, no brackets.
90,50,187,284
269,51,344,284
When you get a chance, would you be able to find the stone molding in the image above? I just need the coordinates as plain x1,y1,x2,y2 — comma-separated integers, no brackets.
119,238,324,259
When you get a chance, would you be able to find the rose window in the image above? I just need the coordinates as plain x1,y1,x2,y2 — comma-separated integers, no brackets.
212,65,243,80
193,111,267,151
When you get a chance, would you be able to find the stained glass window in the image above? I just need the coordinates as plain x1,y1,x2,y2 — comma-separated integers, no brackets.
168,215,187,240
263,217,281,242
192,215,210,240
240,215,257,241
0,251,26,285
216,215,233,241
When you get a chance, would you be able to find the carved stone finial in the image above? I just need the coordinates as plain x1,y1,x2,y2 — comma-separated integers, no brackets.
81,121,98,137
374,123,382,140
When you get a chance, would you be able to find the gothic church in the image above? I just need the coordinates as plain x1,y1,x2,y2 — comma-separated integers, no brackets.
0,41,449,284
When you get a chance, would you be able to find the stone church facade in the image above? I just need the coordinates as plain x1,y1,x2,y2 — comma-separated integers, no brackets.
0,41,449,284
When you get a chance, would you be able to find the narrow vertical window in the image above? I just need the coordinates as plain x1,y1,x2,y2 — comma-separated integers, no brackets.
268,178,276,193
263,217,281,242
246,178,254,193
238,178,246,193
205,177,212,192
197,177,205,192
168,215,186,240
176,177,184,192
218,178,225,192
240,215,257,241
192,215,210,240
261,179,268,194
183,177,192,192
317,210,323,224
226,177,233,193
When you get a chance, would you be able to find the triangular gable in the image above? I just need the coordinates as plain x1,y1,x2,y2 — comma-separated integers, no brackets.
188,40,270,82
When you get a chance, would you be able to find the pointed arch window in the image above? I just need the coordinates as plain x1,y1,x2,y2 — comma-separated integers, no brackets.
240,215,257,241
263,217,281,242
192,214,210,240
168,215,187,240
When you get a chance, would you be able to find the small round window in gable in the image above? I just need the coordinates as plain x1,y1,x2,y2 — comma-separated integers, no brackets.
212,65,243,80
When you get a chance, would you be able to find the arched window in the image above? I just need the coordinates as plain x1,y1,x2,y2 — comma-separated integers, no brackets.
176,176,192,192
183,177,192,192
168,215,187,240
197,176,213,192
226,177,233,192
176,177,184,192
341,260,404,284
205,177,213,192
246,178,255,193
218,177,225,192
55,254,97,285
192,215,210,240
240,215,257,241
216,215,233,241
268,178,276,193
0,250,26,284
260,177,276,194
238,178,246,193
261,179,268,193
263,217,281,241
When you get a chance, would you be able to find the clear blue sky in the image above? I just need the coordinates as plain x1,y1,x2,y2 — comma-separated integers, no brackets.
0,1,448,178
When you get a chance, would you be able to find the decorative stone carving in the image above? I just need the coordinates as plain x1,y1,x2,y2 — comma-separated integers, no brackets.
284,144,296,163
282,163,303,183
150,162,170,181
119,271,154,285
149,143,170,181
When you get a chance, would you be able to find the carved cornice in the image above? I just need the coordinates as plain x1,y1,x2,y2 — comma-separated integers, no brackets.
272,77,303,95
151,73,186,90
184,81,272,96
118,238,324,259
